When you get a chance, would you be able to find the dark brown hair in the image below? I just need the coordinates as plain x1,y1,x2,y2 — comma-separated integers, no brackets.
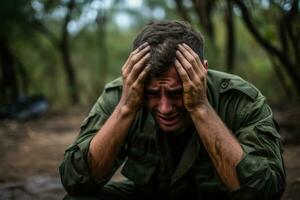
133,20,204,76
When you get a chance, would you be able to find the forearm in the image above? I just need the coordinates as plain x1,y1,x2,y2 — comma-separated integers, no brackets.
89,104,136,180
191,102,243,191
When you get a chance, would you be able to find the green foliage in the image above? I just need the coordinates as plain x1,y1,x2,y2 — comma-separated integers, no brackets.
1,0,296,109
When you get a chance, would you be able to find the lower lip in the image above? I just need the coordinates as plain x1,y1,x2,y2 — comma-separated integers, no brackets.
156,115,180,126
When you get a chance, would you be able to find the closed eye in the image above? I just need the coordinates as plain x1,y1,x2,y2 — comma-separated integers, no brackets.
167,88,183,97
145,89,159,96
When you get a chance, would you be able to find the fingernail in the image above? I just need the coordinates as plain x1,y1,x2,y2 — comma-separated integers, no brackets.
145,64,151,70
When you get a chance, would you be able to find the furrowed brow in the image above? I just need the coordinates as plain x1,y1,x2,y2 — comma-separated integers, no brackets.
169,87,183,93
145,88,159,94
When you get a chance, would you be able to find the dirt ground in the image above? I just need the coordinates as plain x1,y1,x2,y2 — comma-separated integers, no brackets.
0,106,299,200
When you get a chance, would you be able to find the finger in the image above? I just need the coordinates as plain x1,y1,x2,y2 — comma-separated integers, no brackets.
130,42,149,58
176,50,197,81
137,42,149,51
123,43,150,71
181,43,200,62
122,42,150,72
123,46,150,76
178,44,201,74
127,52,150,83
174,58,191,84
180,43,205,73
136,64,151,84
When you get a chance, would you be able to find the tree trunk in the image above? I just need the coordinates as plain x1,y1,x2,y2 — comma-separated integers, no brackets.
174,0,191,22
225,1,235,71
59,0,79,103
192,0,215,41
96,10,109,91
232,0,300,95
0,37,19,104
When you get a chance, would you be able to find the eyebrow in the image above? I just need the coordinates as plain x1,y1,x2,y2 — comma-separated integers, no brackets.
168,87,183,93
145,87,183,93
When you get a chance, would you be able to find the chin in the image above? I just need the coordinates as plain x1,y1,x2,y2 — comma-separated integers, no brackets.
158,124,182,133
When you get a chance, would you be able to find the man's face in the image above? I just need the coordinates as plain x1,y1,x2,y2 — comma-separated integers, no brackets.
144,66,192,133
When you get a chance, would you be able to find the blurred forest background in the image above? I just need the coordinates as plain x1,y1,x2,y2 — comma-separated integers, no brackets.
0,0,300,199
1,0,300,108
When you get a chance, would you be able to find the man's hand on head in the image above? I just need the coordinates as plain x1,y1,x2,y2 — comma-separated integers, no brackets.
119,42,151,113
174,43,209,113
175,44,243,191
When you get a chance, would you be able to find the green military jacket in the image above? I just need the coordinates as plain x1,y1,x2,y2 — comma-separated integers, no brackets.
59,70,286,199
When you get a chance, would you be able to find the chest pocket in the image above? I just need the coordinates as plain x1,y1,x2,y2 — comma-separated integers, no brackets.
121,135,159,187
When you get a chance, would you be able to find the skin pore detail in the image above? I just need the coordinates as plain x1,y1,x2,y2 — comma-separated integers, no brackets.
144,67,193,134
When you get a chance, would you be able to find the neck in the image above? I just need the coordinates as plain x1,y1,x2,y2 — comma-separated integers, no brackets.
163,126,194,137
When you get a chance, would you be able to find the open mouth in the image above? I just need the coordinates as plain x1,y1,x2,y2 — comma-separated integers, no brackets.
156,114,180,126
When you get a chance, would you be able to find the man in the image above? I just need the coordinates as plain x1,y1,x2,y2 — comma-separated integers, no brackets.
59,21,286,200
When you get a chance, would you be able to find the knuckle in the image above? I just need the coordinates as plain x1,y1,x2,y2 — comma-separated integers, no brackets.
130,51,136,57
126,76,133,83
128,60,135,67
132,64,140,72
131,84,140,91
191,59,197,66
131,85,136,90
186,64,193,71
183,84,192,91
127,80,134,86
200,74,206,82
187,57,195,64
182,74,189,80
122,71,127,78
131,55,139,63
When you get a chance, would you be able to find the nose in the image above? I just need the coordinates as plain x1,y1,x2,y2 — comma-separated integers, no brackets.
158,96,173,115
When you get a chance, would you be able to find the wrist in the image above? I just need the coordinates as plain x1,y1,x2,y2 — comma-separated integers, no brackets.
189,101,213,120
116,103,139,118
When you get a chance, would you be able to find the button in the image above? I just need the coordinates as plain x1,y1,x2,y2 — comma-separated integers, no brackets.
221,81,229,89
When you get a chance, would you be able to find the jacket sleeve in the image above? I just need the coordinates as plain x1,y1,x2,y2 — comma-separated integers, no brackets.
230,94,286,200
59,84,127,196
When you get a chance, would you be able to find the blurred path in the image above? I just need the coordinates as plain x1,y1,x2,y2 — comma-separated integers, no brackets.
0,107,299,199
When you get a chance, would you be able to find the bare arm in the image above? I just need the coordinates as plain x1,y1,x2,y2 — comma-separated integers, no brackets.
175,43,243,191
190,103,243,191
89,43,151,180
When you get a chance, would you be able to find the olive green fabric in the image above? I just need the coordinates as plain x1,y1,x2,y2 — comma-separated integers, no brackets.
59,70,286,200
63,180,139,200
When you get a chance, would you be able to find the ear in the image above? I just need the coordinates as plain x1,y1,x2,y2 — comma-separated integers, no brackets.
203,59,208,70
